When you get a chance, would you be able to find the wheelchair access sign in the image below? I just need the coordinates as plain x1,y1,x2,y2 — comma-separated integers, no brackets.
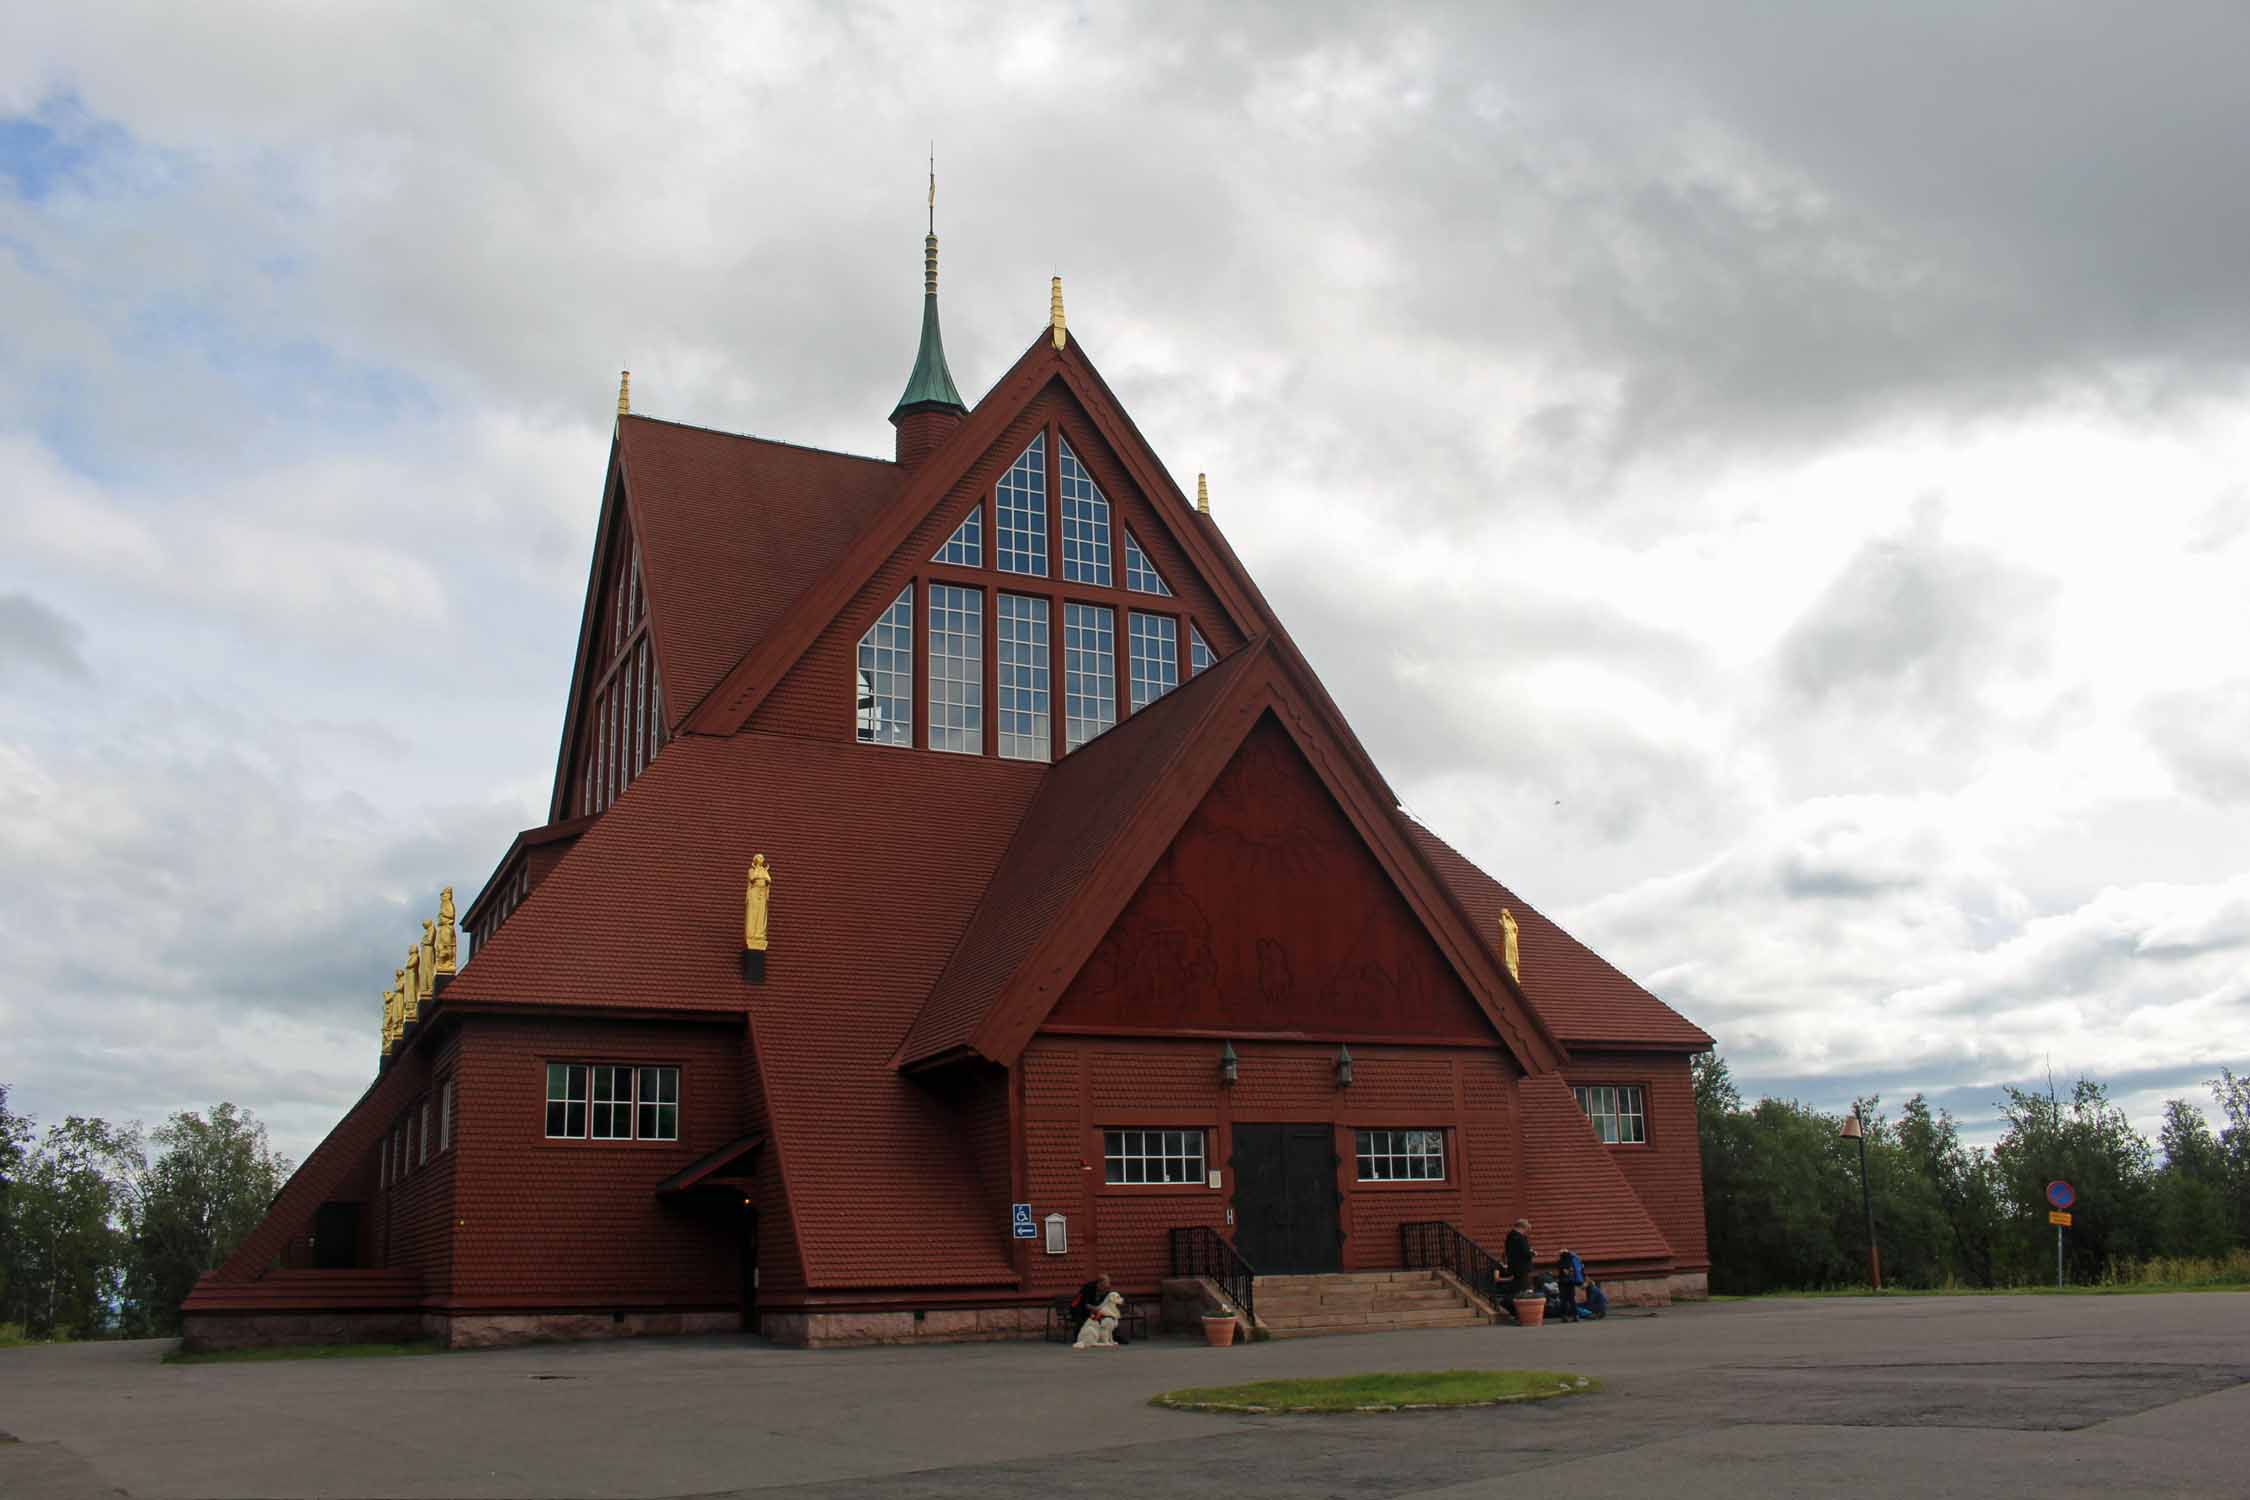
1012,1203,1037,1240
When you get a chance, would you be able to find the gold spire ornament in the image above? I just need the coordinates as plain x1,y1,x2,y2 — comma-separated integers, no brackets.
617,369,631,417
1050,276,1067,350
1499,909,1521,984
434,887,458,975
1196,473,1210,516
925,151,939,296
742,853,773,983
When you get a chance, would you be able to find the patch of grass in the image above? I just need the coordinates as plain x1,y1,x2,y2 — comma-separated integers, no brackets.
164,1341,444,1365
1152,1369,1598,1414
1713,1283,2250,1301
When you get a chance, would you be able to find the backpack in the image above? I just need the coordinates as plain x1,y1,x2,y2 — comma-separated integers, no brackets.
1558,1250,1585,1286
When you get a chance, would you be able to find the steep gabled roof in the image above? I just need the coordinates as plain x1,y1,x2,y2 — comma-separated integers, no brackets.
1514,1072,1675,1265
445,729,1045,1287
898,642,1568,1076
619,417,904,728
1410,825,1713,1050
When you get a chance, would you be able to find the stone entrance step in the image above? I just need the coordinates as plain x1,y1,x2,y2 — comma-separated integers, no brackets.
1251,1270,1489,1339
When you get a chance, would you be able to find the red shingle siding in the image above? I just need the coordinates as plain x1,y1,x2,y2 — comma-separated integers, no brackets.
449,1014,742,1308
1566,1051,1710,1272
1514,1072,1673,1271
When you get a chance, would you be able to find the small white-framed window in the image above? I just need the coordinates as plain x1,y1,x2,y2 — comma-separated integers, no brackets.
927,584,984,754
419,1102,431,1165
1354,1128,1446,1182
1104,1128,1206,1185
590,1065,635,1140
1123,529,1172,596
1063,603,1116,751
636,1066,680,1141
855,587,914,746
1128,611,1178,712
997,593,1051,761
1189,623,1214,675
1572,1084,1648,1145
546,1063,589,1139
1058,438,1113,586
996,433,1049,576
934,507,983,567
440,1078,455,1152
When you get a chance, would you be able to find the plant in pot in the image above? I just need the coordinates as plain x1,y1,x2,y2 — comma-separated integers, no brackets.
1202,1313,1238,1346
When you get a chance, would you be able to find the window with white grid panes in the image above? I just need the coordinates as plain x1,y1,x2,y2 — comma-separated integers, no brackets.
934,507,982,567
589,1065,634,1139
1572,1084,1647,1144
545,1063,680,1141
997,593,1051,761
1123,529,1172,595
926,584,983,753
1189,623,1214,675
1354,1128,1447,1182
1063,603,1116,750
636,1067,680,1141
545,1064,588,1139
996,433,1049,576
1128,611,1178,712
1104,1128,1206,1185
855,587,914,745
1057,438,1112,586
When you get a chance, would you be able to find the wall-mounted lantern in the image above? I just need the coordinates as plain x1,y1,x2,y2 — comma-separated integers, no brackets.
1043,1212,1069,1256
1335,1044,1354,1089
1219,1040,1239,1087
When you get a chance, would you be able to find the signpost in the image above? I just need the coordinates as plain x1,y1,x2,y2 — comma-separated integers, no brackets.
1011,1202,1036,1240
2046,1181,2074,1287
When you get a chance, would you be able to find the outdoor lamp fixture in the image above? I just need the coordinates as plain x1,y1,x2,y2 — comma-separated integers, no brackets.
1219,1040,1239,1087
1838,1108,1882,1291
1334,1044,1354,1089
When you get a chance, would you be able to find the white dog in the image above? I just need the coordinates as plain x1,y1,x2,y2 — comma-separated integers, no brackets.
1073,1290,1126,1349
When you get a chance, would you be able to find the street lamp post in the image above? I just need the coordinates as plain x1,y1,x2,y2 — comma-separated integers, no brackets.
1839,1108,1882,1291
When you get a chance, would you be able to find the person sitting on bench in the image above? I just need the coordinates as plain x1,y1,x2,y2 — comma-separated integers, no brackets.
1069,1273,1128,1344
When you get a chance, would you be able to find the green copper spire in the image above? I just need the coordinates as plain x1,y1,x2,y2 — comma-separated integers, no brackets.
890,163,966,422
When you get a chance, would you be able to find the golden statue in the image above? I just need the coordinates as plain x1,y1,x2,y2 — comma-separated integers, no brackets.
1499,909,1521,983
1050,276,1067,350
382,986,398,1052
402,948,423,1023
744,853,773,952
419,921,438,1000
434,886,458,974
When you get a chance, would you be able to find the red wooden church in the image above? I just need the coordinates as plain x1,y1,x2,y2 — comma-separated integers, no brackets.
185,227,1713,1350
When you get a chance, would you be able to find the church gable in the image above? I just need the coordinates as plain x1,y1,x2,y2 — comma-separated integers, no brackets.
551,461,667,821
749,378,1245,751
1046,714,1500,1045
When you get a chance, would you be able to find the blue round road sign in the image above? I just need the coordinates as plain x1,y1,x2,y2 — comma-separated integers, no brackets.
2047,1180,2075,1210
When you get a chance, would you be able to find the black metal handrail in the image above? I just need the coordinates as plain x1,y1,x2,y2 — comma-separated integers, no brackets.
1400,1220,1504,1309
1169,1225,1257,1326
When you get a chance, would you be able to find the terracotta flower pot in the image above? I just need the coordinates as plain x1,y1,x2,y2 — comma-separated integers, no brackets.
1516,1299,1546,1328
1202,1315,1238,1347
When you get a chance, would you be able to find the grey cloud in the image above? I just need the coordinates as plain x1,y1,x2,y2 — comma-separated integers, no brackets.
2143,681,2250,805
0,592,91,681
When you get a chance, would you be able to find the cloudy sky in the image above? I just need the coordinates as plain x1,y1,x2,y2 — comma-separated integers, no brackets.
4,2,2246,1161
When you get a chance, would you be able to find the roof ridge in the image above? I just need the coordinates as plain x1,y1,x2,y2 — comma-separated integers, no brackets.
622,413,900,469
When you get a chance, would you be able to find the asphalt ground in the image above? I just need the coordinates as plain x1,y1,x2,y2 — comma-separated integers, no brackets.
3,1291,2246,1499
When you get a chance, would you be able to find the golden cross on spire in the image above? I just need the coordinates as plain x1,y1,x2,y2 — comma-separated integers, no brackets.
617,369,631,417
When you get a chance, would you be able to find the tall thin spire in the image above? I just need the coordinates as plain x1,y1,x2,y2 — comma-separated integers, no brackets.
891,155,966,425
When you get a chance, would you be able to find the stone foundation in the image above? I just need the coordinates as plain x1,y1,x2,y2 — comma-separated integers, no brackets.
760,1298,1161,1347
180,1310,428,1352
1603,1270,1708,1308
442,1310,738,1349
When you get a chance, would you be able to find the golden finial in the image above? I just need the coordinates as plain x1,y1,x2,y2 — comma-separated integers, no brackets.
744,854,773,953
1499,909,1521,983
617,369,631,417
924,151,940,297
434,887,458,975
1050,276,1067,350
1196,473,1210,515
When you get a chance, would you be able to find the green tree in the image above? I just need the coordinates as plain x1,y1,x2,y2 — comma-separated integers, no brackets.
2151,1099,2234,1258
2208,1069,2250,1247
0,1085,36,1318
5,1116,143,1338
1894,1094,2001,1287
1992,1079,2155,1282
122,1104,292,1336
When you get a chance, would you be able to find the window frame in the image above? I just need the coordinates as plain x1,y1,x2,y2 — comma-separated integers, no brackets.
1572,1083,1650,1146
1101,1126,1209,1189
1352,1127,1449,1184
543,1061,681,1145
440,1077,454,1152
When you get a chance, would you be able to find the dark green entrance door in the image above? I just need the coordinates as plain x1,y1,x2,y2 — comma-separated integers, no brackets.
1231,1124,1342,1274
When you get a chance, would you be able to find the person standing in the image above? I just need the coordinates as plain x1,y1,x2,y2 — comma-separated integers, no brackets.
1497,1219,1535,1324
